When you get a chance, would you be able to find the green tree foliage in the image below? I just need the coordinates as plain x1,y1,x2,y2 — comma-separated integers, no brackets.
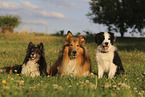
0,15,21,33
87,0,145,37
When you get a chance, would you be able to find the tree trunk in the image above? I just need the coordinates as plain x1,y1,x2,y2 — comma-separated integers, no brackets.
120,32,124,38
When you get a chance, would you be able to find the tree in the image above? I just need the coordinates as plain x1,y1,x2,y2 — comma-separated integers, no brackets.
87,0,145,37
0,15,21,33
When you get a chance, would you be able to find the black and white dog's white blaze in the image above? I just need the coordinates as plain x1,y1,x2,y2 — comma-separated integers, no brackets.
95,32,124,79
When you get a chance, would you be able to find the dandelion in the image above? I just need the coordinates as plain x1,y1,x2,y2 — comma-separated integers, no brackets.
68,85,72,88
16,74,19,75
58,86,63,91
85,80,89,83
10,78,14,80
90,83,96,89
141,91,144,93
53,84,58,89
116,87,120,90
134,87,137,90
19,80,24,85
135,90,138,92
76,83,79,85
113,85,117,88
27,91,32,95
138,92,143,97
47,75,50,77
2,80,6,84
104,84,111,88
125,78,127,81
79,81,84,84
118,83,130,89
3,86,10,90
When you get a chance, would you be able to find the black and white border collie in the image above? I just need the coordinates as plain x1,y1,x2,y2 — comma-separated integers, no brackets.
0,42,48,77
95,32,124,79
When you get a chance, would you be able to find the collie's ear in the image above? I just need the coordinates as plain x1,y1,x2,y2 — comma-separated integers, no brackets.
78,35,86,46
38,42,44,50
66,31,73,40
28,42,34,48
94,32,104,45
108,32,116,43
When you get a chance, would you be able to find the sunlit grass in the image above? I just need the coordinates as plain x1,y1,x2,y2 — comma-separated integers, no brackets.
0,33,144,97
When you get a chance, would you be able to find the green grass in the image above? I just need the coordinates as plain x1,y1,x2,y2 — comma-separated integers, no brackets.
0,33,144,97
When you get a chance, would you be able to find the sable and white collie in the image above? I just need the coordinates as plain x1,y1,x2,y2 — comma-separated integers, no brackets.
95,32,124,79
47,31,91,76
0,42,48,77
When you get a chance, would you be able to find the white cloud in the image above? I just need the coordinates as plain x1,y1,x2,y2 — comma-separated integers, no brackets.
0,1,21,9
23,20,48,26
79,0,90,2
37,10,66,18
37,0,82,9
21,1,38,9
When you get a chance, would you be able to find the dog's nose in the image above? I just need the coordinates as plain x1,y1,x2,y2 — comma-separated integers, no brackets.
72,50,77,54
105,42,108,46
31,53,35,56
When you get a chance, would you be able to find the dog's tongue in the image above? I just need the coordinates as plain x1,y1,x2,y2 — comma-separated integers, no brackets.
104,47,108,50
73,55,76,58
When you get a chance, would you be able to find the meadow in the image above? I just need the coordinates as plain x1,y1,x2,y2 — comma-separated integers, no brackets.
0,33,144,97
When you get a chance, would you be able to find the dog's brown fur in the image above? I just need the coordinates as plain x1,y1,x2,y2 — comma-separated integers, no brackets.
47,31,91,76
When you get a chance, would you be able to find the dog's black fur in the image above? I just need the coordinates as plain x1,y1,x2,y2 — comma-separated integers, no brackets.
95,32,124,78
0,42,48,76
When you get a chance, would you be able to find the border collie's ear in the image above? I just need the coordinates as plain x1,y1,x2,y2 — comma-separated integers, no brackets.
66,31,73,41
108,32,116,43
38,42,44,50
28,42,34,48
78,35,86,46
94,32,104,45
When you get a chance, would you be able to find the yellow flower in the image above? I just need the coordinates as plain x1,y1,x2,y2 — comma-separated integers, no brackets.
2,80,6,84
16,74,19,75
125,78,127,81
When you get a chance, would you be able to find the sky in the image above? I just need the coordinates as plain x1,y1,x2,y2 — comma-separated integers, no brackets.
0,0,143,37
0,0,110,35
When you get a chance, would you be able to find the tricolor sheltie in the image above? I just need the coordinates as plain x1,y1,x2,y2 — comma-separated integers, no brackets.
95,32,124,79
47,31,92,76
0,42,48,77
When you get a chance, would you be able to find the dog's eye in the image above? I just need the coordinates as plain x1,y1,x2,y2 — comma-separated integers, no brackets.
70,44,73,46
77,45,79,47
108,38,111,40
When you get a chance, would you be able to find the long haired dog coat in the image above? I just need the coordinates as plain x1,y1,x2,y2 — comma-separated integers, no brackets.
95,32,124,79
0,42,48,77
47,31,92,76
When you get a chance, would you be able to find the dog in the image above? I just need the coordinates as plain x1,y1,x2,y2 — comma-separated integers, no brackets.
47,31,92,76
0,42,48,77
95,32,124,79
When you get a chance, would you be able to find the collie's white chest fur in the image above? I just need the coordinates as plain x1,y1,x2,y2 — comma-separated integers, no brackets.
61,60,78,76
96,45,117,79
21,61,40,77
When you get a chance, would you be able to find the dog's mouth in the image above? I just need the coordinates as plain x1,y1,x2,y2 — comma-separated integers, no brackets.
103,46,109,50
71,54,77,59
30,54,38,60
70,51,77,59
31,57,36,60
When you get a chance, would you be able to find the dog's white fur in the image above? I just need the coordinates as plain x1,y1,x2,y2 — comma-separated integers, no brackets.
61,60,77,76
96,32,117,79
96,45,117,79
21,61,40,77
